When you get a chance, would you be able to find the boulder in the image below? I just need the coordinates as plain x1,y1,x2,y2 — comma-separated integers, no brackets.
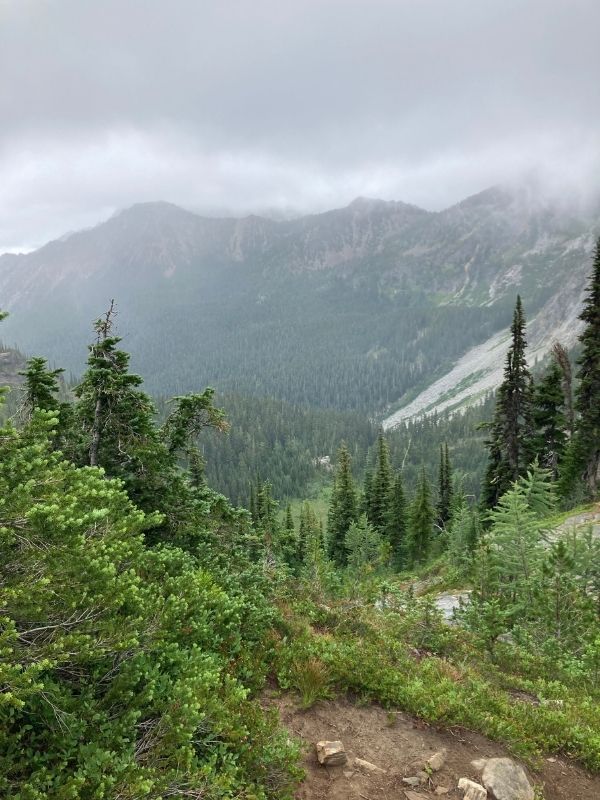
458,777,487,800
475,758,534,800
316,740,347,766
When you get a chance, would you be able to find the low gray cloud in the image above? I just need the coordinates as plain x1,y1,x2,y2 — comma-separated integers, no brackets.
1,0,599,250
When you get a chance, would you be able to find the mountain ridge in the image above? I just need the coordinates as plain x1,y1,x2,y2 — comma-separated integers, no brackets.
1,183,597,416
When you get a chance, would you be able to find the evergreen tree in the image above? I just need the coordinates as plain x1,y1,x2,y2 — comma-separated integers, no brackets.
436,443,453,530
369,430,393,531
345,514,385,572
327,442,358,565
386,471,407,569
565,239,600,496
532,360,567,481
19,356,73,451
482,296,535,508
255,481,284,565
552,341,574,437
74,302,161,480
448,505,481,569
74,304,226,541
299,502,325,571
285,504,295,536
360,465,374,519
408,468,434,564
20,356,63,413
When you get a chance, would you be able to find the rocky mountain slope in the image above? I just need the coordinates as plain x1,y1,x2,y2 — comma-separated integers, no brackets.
1,184,597,414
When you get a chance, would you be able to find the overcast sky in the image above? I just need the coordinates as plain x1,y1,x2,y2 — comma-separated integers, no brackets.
1,0,599,252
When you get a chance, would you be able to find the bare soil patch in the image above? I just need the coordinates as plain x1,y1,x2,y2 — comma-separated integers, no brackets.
267,693,600,800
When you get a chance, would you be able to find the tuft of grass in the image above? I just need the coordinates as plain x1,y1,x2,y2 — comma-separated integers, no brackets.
288,656,332,709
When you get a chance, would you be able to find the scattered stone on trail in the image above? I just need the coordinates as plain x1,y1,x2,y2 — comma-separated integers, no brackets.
404,792,425,800
472,757,534,800
435,787,450,795
315,740,347,766
402,776,422,787
354,756,386,774
459,777,487,800
342,769,354,779
426,748,447,772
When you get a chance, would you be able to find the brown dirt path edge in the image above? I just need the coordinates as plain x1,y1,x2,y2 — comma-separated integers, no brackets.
266,694,600,800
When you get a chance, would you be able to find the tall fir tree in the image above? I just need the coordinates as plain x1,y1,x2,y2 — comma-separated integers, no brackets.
532,359,567,481
20,357,63,413
360,464,374,520
408,468,434,564
369,430,393,531
386,471,407,569
564,238,600,496
74,303,167,505
482,296,535,508
19,356,74,452
436,443,453,530
299,502,324,570
327,442,358,565
552,341,575,437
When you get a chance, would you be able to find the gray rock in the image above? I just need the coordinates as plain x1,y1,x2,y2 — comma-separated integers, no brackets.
354,756,386,774
316,740,347,766
458,777,487,800
426,748,447,772
402,776,422,787
479,758,534,800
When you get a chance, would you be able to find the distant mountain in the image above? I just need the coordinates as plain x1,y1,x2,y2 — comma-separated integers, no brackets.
1,186,598,415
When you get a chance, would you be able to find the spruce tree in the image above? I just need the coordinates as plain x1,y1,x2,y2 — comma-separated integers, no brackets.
327,442,357,565
20,357,63,413
299,502,324,570
532,360,567,481
436,443,453,530
369,430,393,531
482,296,535,508
74,302,159,477
386,472,407,569
285,504,295,536
552,341,574,437
408,468,434,564
565,239,600,496
19,356,73,451
345,514,385,571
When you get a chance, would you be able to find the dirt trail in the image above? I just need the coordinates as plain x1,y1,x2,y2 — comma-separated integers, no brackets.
552,504,600,540
268,694,600,800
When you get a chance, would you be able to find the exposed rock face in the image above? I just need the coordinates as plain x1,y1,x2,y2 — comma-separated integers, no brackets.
473,757,534,800
459,777,488,800
315,740,347,766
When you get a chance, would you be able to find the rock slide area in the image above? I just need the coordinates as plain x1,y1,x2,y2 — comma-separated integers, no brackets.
266,694,600,800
